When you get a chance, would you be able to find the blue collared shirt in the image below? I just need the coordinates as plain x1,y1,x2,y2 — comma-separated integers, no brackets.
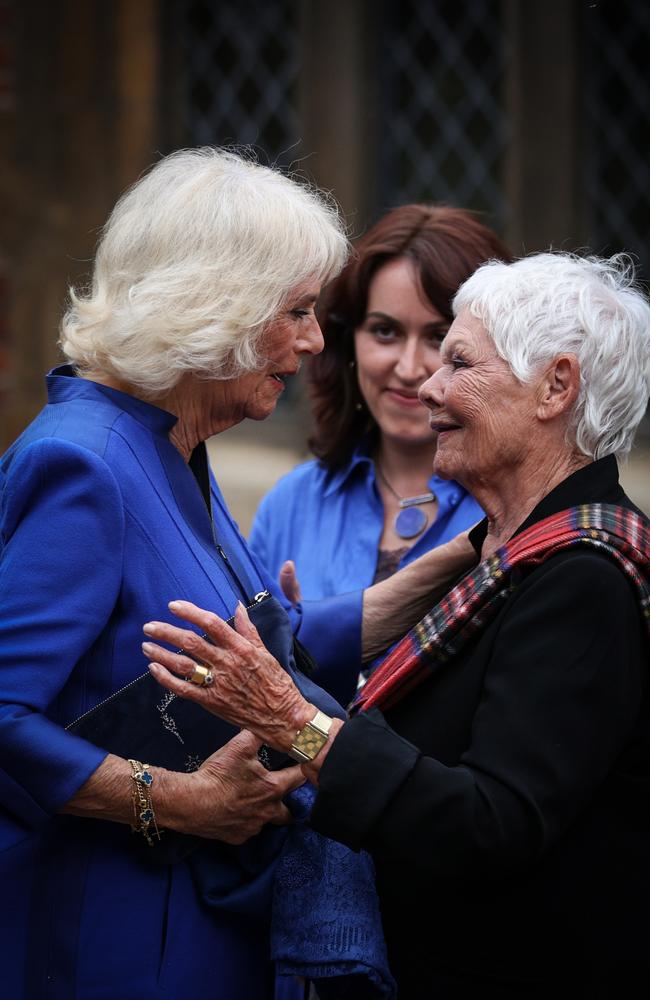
250,446,482,704
250,442,483,603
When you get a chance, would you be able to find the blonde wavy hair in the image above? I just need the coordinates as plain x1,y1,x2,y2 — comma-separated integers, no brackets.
60,147,349,396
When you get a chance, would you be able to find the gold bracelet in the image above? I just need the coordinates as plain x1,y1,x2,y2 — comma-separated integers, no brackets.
127,759,162,846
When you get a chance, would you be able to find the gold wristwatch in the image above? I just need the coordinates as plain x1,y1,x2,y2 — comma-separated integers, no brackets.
288,709,334,763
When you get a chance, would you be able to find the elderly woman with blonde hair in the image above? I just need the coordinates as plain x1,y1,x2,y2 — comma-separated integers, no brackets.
146,250,650,998
0,148,472,999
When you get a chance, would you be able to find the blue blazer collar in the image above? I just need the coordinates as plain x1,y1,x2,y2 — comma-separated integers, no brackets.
46,365,178,437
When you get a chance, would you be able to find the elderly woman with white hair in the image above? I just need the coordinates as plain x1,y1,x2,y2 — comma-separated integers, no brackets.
145,251,650,997
0,148,474,999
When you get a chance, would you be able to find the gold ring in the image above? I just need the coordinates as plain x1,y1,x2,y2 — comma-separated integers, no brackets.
188,664,213,686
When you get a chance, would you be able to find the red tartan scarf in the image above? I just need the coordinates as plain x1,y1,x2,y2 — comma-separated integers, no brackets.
352,504,650,715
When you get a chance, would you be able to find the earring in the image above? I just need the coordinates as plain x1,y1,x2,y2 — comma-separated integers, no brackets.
349,360,356,369
355,401,363,411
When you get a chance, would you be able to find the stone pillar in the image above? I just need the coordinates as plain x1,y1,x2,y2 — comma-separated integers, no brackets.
503,0,585,255
1,0,160,449
298,0,379,235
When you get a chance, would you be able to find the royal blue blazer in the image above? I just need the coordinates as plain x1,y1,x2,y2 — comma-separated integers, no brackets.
0,366,356,1000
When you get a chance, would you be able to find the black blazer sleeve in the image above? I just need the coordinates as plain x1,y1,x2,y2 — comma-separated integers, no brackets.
310,549,648,881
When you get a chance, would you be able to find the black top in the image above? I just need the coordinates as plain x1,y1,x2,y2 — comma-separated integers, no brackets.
372,546,410,585
311,456,650,997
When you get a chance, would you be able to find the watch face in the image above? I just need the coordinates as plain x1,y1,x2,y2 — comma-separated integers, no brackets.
290,712,333,762
293,721,329,761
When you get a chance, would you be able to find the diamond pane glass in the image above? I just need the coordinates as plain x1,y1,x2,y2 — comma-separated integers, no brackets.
378,0,507,226
179,0,299,166
584,1,650,286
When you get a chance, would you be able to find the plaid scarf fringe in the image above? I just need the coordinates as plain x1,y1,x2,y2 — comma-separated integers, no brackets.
353,504,650,715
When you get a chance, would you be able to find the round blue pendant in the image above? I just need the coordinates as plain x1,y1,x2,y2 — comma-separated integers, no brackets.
394,506,428,539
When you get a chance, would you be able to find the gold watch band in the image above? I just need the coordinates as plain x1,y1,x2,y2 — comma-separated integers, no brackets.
289,709,333,763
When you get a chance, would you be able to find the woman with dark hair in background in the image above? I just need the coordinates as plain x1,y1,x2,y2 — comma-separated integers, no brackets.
250,204,512,702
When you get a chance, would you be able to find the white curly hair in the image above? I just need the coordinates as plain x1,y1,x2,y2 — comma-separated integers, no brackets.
453,252,650,460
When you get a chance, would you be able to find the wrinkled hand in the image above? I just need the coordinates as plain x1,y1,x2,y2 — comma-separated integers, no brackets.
279,560,302,605
362,526,479,660
164,728,305,844
142,600,313,751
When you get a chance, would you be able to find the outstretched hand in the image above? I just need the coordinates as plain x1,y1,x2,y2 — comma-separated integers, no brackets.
142,599,314,752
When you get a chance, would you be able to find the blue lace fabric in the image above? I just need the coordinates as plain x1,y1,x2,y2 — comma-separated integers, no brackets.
185,595,395,996
190,783,396,998
271,785,397,1000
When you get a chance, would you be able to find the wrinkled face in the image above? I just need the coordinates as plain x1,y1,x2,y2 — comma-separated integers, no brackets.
353,257,449,449
418,308,539,487
234,280,324,421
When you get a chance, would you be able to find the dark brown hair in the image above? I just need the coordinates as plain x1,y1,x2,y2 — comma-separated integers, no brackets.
308,203,514,468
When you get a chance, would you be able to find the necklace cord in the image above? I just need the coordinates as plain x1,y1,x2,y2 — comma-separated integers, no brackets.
376,461,436,506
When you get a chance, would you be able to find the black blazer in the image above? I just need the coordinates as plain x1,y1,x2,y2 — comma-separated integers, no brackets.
311,456,650,998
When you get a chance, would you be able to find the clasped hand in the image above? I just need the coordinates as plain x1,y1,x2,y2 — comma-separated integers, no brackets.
171,729,305,844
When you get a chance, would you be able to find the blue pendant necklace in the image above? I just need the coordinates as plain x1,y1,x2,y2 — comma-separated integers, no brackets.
376,462,436,540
